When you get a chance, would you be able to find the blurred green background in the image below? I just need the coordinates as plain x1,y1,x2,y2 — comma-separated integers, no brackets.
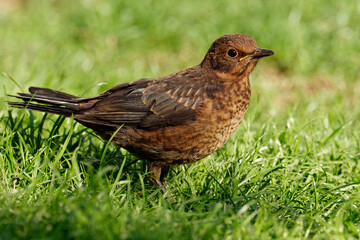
1,0,360,239
1,0,359,111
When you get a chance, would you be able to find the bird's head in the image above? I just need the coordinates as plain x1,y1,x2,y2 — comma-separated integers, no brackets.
201,33,274,80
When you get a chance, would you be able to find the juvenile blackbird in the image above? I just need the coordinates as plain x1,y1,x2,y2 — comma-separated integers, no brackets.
9,33,274,191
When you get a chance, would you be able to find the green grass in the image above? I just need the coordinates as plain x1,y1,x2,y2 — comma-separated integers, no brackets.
1,0,360,239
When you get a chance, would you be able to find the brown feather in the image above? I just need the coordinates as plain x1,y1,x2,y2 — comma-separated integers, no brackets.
8,33,274,191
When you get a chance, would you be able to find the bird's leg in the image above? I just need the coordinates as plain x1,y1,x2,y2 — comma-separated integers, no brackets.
148,163,173,195
148,162,175,200
148,162,165,193
160,165,170,186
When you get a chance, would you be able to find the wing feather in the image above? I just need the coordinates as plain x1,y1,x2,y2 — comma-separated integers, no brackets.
75,74,205,130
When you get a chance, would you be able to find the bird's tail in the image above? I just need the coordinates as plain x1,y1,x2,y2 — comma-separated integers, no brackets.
8,87,81,117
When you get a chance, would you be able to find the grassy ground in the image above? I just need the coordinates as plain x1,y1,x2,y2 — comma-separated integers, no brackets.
1,0,359,239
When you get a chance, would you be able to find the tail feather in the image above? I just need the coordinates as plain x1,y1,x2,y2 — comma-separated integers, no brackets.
10,93,80,110
8,102,74,117
29,87,77,100
8,87,81,117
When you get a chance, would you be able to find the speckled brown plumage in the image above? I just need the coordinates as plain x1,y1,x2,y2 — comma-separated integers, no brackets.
9,33,274,191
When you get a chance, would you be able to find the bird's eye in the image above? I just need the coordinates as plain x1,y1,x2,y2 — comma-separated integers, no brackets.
227,49,238,58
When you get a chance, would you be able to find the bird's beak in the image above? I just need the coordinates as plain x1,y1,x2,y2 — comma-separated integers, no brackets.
251,48,275,58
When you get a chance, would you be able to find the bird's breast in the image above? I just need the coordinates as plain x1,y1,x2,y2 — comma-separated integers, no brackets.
114,81,251,165
196,81,251,148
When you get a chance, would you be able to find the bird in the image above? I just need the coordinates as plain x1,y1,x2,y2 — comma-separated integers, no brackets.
9,33,274,192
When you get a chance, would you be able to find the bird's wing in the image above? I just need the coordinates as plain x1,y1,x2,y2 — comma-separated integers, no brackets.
140,80,204,128
74,77,204,130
